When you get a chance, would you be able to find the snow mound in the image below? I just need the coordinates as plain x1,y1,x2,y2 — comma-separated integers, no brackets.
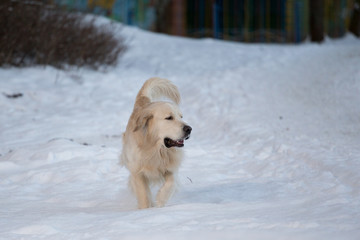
1,20,359,239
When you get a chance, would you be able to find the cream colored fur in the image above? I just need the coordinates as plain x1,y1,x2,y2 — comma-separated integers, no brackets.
120,78,190,209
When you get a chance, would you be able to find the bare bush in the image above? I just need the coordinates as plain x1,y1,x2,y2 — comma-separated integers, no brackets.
0,0,126,69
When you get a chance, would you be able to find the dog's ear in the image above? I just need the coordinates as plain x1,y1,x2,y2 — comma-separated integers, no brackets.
133,110,153,132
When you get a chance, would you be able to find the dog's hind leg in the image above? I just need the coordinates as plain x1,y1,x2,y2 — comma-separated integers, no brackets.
156,171,175,207
130,173,152,209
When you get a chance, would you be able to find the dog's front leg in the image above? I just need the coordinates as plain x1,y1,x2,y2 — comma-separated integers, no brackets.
156,171,175,207
130,173,152,209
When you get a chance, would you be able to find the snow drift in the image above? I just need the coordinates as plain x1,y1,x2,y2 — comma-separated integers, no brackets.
1,19,360,240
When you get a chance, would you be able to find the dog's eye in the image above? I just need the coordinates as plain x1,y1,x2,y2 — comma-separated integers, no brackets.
165,116,173,120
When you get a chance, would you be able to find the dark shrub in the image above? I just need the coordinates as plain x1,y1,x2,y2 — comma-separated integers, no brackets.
0,0,126,69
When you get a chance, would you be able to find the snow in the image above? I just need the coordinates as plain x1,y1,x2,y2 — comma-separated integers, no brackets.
1,18,360,239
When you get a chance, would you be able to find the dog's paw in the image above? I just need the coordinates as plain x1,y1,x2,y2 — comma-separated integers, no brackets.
156,200,166,208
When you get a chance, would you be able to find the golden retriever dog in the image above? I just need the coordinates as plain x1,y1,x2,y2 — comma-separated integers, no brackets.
120,78,192,209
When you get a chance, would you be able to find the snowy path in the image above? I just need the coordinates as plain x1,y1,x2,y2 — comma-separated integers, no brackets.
1,23,360,239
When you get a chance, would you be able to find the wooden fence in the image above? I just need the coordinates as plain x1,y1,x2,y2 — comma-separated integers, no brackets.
54,0,356,43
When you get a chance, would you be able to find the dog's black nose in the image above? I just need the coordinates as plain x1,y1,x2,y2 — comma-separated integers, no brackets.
183,125,192,135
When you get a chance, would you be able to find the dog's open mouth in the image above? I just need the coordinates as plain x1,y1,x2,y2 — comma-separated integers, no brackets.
164,138,185,148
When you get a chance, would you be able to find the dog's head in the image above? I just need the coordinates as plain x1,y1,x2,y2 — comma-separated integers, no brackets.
134,102,191,148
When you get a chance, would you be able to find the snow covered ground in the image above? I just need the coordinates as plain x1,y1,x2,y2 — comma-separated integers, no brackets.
1,19,360,239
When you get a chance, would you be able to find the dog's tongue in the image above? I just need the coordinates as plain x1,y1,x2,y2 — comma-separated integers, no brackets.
177,139,184,144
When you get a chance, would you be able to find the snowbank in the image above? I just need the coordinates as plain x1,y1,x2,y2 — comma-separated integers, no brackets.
1,21,360,239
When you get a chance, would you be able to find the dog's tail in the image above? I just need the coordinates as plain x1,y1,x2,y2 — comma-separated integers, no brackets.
134,77,180,108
